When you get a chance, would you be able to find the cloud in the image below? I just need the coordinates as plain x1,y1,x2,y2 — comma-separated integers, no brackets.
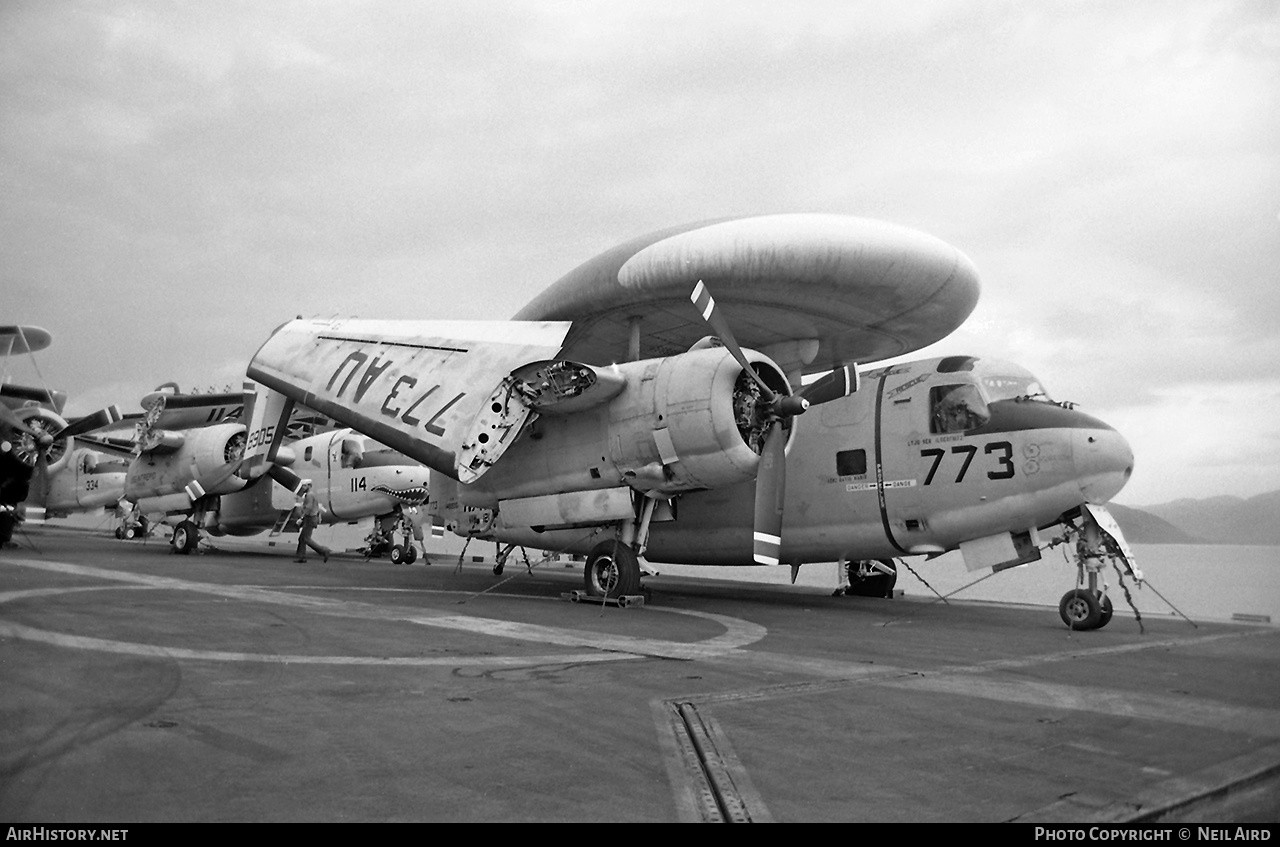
2,0,1277,504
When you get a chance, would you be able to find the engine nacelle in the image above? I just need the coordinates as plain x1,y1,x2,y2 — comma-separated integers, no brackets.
125,423,247,501
464,346,791,506
607,346,788,492
2,407,75,476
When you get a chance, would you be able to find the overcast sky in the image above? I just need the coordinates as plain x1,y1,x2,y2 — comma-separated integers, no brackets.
2,1,1277,507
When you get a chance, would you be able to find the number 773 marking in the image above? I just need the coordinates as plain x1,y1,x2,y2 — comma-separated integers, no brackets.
920,441,1015,484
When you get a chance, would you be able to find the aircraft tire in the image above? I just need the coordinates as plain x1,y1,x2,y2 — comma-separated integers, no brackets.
389,544,406,565
124,526,137,540
115,526,125,540
583,541,641,599
1097,594,1115,629
405,545,418,564
845,559,898,598
1059,589,1103,630
172,520,199,555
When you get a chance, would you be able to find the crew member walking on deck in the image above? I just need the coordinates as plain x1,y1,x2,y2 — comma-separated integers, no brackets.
294,479,330,563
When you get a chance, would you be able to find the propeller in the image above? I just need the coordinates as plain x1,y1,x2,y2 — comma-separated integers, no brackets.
2,404,122,468
0,403,36,437
689,280,859,565
60,405,124,440
134,394,167,453
267,464,305,495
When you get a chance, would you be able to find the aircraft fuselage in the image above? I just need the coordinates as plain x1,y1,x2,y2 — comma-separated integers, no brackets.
482,355,1134,567
129,427,429,536
41,449,127,516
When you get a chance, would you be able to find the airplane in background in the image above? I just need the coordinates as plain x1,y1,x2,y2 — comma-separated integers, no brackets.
1,325,123,543
29,447,129,523
80,382,429,554
243,214,1138,630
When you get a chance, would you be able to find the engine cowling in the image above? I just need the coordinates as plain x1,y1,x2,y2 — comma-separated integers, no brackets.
606,346,789,493
125,423,247,501
3,408,76,476
462,346,792,505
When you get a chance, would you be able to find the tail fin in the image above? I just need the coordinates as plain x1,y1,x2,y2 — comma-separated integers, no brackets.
240,381,294,480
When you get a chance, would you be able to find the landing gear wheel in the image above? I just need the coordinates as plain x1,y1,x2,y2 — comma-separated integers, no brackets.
115,526,125,540
389,544,407,565
493,562,504,576
1098,594,1114,629
405,545,418,564
583,541,641,599
124,526,137,540
845,559,898,598
172,520,199,554
1059,588,1104,630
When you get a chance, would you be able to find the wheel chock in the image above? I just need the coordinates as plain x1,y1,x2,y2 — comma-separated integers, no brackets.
562,590,645,608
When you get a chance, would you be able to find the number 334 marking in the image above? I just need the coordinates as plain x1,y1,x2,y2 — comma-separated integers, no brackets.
920,441,1015,485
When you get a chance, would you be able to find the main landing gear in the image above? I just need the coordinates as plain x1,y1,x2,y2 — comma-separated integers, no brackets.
843,558,898,598
171,519,200,554
583,540,642,599
170,495,222,554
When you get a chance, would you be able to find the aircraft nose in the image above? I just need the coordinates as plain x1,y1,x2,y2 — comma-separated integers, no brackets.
1073,425,1134,503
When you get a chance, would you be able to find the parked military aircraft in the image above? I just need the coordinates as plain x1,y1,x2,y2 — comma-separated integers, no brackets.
82,383,429,553
1,325,123,542
243,214,1137,629
30,447,129,519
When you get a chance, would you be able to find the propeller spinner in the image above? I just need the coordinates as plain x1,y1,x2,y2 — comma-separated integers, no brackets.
690,280,860,564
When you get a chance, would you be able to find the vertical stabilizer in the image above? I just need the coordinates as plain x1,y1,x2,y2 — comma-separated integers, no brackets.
241,381,295,480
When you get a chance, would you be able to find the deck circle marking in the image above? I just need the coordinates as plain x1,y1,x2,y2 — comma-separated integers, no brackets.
0,558,767,666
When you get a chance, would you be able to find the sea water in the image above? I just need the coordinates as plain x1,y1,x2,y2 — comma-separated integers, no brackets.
649,544,1280,625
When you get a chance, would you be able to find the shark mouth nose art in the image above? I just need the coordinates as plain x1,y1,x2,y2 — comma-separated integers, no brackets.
371,484,429,505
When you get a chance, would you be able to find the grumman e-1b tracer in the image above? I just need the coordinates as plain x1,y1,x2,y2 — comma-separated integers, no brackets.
245,214,1138,629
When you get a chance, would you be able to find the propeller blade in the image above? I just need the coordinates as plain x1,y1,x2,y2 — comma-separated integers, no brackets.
0,404,34,435
267,464,305,495
690,280,776,401
59,405,124,439
799,364,860,406
28,437,52,509
188,454,250,503
752,423,787,565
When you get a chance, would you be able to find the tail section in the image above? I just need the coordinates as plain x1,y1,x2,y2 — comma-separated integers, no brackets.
240,381,294,481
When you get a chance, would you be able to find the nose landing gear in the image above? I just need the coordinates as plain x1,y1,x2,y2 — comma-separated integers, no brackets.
1058,504,1140,631
1059,586,1114,630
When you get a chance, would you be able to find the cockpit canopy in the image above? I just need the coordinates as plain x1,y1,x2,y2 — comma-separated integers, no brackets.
340,435,365,469
927,356,1052,435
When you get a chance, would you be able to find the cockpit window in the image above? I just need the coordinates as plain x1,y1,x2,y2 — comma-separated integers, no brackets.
936,356,978,373
930,384,990,434
340,438,364,469
981,375,1050,403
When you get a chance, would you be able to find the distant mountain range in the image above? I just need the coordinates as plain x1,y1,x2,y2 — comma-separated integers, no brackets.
1108,490,1280,546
